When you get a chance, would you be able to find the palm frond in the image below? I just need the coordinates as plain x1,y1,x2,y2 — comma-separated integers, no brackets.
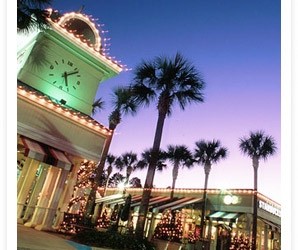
194,139,228,165
130,52,205,117
18,0,52,33
165,144,193,168
239,130,277,160
92,97,105,116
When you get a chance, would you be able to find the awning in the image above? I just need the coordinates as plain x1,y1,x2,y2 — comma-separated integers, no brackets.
131,196,171,208
206,211,240,222
130,195,143,202
132,196,172,212
170,197,203,210
101,194,143,206
260,219,281,232
95,193,124,204
114,195,143,206
48,147,72,170
152,197,195,213
21,136,47,162
105,197,126,205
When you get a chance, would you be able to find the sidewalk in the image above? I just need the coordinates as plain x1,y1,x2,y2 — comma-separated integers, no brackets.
17,224,112,250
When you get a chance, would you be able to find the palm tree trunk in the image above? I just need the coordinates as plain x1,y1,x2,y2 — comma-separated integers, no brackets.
103,175,111,197
252,157,259,250
85,130,114,220
171,164,179,199
135,112,166,239
200,163,211,239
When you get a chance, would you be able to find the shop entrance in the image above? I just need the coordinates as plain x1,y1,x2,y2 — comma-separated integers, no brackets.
216,224,231,250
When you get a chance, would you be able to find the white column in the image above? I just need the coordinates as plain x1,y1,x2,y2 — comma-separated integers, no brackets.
52,160,80,228
17,158,39,221
148,212,159,241
59,161,81,212
22,164,49,222
24,166,59,227
17,158,33,195
35,168,69,231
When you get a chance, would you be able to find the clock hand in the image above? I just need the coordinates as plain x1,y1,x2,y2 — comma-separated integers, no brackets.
66,70,79,76
62,71,68,86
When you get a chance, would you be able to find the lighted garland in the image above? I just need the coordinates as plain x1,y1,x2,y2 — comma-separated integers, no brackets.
230,235,251,250
58,160,97,234
17,83,112,136
153,209,184,243
96,209,111,229
187,231,199,244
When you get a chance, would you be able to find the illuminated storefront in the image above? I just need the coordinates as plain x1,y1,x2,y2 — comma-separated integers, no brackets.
96,188,281,250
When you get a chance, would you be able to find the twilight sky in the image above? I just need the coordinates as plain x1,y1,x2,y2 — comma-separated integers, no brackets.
52,0,281,203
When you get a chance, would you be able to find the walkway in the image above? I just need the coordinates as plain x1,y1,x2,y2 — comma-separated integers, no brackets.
17,224,112,250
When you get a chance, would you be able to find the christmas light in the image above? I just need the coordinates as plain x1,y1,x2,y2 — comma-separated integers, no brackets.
46,11,123,72
17,85,112,136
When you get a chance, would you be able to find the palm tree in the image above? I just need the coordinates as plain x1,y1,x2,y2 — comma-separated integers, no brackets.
165,144,193,199
91,153,116,223
131,52,206,237
114,151,138,186
17,0,54,69
92,97,105,116
193,139,228,239
129,177,142,188
108,173,126,188
18,0,52,33
136,148,167,172
85,86,137,218
239,131,276,250
102,154,116,196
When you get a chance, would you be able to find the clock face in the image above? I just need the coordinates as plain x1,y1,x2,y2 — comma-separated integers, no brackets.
48,58,82,94
17,32,117,115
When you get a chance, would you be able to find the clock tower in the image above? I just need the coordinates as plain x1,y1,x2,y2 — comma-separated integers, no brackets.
17,9,122,115
17,9,123,231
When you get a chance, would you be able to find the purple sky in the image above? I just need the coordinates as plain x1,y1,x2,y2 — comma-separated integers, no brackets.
52,0,281,203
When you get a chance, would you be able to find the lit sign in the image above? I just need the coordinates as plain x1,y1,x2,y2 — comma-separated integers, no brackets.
223,195,239,205
259,200,281,217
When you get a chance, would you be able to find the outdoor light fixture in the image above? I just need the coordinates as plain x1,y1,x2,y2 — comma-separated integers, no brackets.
60,99,67,105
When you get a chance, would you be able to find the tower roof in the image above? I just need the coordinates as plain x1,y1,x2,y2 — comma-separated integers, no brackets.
46,9,123,73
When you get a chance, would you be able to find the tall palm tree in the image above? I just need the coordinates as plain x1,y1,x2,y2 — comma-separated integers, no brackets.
239,131,276,250
131,52,206,237
165,144,193,199
193,139,228,239
18,0,52,33
85,86,137,218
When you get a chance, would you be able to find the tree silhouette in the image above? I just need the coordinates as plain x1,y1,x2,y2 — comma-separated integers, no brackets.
239,131,276,250
130,53,206,237
193,139,228,239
